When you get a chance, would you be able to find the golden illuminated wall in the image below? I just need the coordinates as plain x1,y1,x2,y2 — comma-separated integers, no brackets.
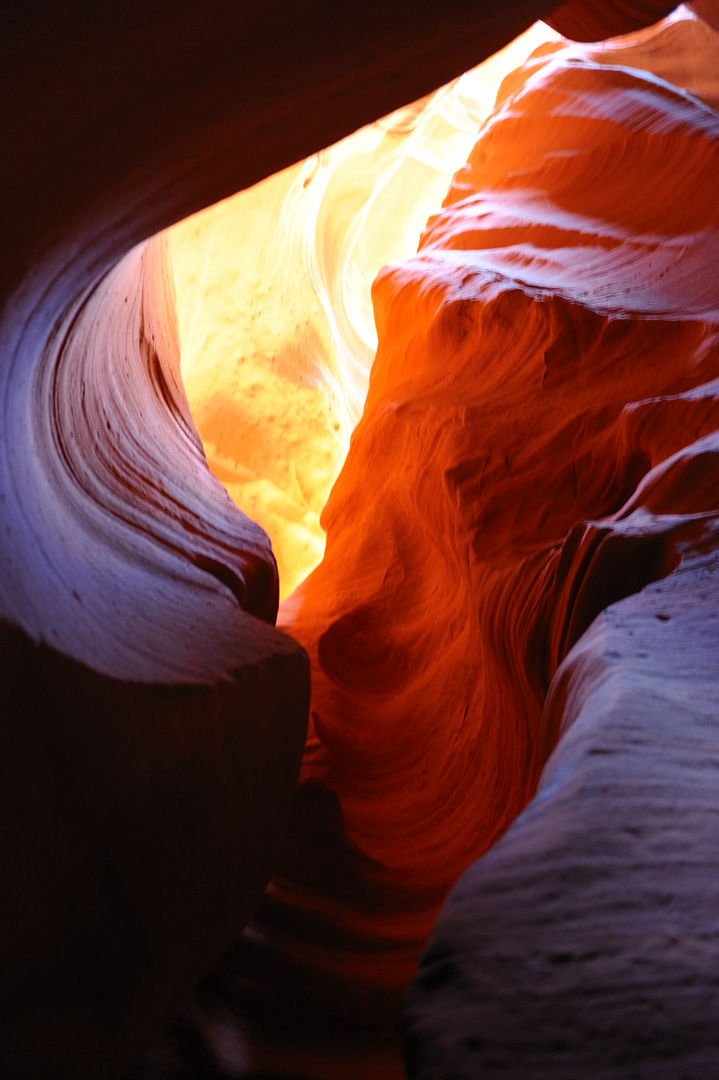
162,11,719,1079
170,22,558,598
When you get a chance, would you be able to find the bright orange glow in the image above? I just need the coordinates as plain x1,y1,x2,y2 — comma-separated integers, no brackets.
169,22,559,600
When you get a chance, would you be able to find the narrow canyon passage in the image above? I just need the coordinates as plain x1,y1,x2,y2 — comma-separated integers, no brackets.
168,22,557,598
134,7,719,1078
3,2,719,1079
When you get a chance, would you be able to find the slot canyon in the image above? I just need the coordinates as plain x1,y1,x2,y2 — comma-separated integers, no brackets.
3,2,719,1078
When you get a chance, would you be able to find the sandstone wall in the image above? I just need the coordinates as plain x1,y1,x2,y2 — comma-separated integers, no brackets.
1,2,697,1077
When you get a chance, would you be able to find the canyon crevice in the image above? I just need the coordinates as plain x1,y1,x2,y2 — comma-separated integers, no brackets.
3,2,719,1078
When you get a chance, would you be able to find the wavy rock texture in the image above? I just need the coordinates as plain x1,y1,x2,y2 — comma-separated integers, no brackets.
169,22,559,600
0,226,311,1080
292,0,717,885
401,11,719,1079
285,0,718,932
0,1,685,1078
134,8,719,1079
131,7,719,1080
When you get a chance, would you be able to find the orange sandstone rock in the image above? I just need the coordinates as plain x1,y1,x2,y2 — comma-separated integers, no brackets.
403,11,719,1079
286,3,719,902
0,2,708,1079
156,9,719,1078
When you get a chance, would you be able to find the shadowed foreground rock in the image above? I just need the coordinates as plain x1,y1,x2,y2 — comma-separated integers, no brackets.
405,564,719,1078
0,229,311,1079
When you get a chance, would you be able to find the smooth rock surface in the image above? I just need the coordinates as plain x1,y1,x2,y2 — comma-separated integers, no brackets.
133,7,719,1080
0,1,686,1078
404,9,719,1077
0,226,311,1079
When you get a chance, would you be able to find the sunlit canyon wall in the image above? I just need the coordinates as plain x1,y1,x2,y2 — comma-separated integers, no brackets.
150,7,719,1078
169,22,558,598
2,1,719,1078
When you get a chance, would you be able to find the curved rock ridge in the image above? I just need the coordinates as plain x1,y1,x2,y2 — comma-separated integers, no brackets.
402,11,719,1077
564,3,719,108
133,9,719,1079
0,2,696,1078
0,230,310,1077
1,233,280,681
287,2,719,906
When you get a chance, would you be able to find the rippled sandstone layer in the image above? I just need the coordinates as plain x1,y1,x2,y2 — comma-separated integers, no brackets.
1,0,707,1077
288,0,719,914
135,8,719,1079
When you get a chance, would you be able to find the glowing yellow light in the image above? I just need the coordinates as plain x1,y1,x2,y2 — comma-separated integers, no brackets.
169,22,558,601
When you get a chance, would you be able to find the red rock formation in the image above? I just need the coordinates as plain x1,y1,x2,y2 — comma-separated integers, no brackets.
0,1,695,1078
401,11,719,1078
132,8,719,1079
294,0,717,870
692,0,719,30
282,0,719,928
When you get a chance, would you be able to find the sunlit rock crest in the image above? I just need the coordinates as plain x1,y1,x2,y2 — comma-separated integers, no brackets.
170,24,559,598
0,204,309,1080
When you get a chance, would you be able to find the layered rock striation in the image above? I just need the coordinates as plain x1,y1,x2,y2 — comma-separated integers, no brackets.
401,10,719,1077
2,1,708,1078
139,8,719,1078
0,226,311,1078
